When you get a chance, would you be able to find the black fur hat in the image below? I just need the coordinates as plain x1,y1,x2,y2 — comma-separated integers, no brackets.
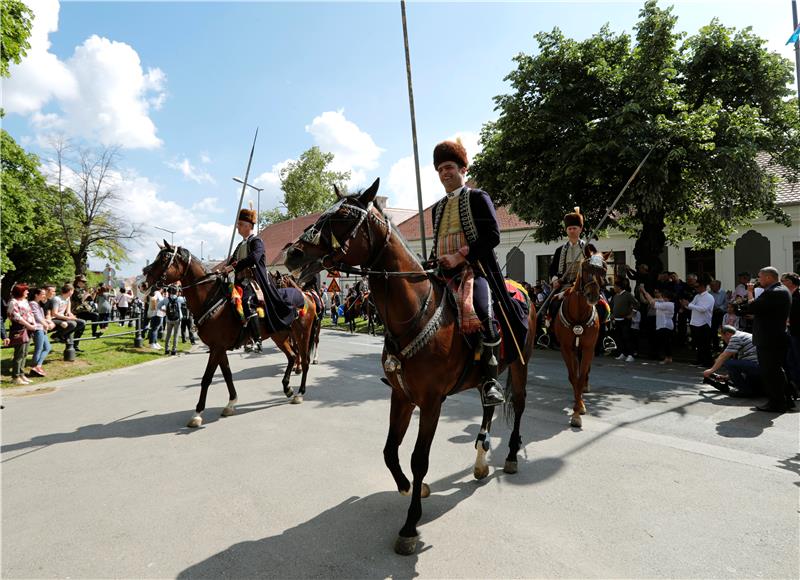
564,206,584,228
433,139,468,169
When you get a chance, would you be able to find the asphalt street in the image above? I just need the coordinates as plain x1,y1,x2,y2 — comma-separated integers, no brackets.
2,329,798,579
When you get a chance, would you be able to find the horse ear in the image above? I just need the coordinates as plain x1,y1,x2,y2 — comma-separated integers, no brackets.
359,178,380,205
157,240,164,250
163,239,171,249
334,184,344,199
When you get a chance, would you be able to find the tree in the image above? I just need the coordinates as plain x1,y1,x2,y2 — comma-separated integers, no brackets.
0,0,33,79
1,130,74,287
470,0,800,273
50,139,142,276
259,146,350,228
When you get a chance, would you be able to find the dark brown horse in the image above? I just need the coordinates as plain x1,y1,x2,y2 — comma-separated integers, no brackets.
285,179,536,555
141,242,316,425
553,253,608,428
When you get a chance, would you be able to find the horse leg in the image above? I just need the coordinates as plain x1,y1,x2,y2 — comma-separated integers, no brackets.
504,361,528,474
383,389,415,495
473,404,494,480
219,351,238,417
189,350,220,427
273,335,296,398
291,321,312,404
560,344,583,428
577,344,595,416
395,401,441,556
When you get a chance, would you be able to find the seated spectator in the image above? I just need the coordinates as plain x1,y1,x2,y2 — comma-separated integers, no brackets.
28,287,54,377
7,283,37,385
703,325,761,397
640,287,675,364
51,283,87,352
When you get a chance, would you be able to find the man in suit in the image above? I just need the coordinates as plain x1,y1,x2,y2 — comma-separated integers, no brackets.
746,267,794,412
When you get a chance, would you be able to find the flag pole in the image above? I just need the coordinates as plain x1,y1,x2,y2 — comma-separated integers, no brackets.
400,0,427,258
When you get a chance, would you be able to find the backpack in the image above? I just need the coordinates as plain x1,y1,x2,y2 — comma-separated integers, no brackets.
166,297,180,321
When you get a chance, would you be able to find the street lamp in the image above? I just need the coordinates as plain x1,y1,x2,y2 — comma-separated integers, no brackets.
200,240,205,261
154,226,176,246
233,177,265,232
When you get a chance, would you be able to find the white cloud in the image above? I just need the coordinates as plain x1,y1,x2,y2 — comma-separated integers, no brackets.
305,110,383,188
4,0,165,149
252,158,294,211
191,197,223,214
385,130,483,210
200,152,212,164
167,157,215,184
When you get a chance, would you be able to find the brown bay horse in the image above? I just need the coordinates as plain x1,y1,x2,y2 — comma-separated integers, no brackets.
271,271,322,368
142,243,316,426
285,179,536,555
553,253,608,428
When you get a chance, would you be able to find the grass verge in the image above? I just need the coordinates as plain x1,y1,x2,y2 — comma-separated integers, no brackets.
1,325,192,387
321,316,383,336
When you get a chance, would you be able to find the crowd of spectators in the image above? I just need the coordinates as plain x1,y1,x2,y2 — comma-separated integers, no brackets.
3,277,197,384
527,264,799,413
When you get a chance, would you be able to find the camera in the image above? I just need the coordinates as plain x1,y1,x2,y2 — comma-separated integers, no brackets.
703,373,731,393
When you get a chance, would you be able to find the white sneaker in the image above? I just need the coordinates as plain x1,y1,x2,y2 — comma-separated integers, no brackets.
150,343,160,349
616,354,625,361
625,355,635,362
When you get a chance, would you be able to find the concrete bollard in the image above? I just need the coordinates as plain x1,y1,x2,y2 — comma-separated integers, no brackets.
133,317,143,348
63,337,76,362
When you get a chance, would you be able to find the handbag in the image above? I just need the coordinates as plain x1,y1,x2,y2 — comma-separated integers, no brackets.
9,324,29,346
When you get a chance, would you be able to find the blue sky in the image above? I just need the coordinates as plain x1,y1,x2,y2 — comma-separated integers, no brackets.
4,0,798,276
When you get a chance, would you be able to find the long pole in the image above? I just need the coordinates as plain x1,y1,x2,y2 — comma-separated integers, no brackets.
228,128,259,258
793,0,800,111
400,0,427,258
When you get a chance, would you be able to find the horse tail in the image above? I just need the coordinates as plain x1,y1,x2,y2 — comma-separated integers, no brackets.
502,370,515,427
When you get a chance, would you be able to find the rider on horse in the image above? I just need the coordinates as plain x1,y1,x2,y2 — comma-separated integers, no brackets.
545,208,587,320
222,205,301,339
428,139,528,407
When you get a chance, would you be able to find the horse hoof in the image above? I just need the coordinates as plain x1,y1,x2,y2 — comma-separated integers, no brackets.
187,416,203,428
294,368,301,375
579,404,587,415
420,483,431,498
570,414,582,428
220,406,235,417
283,387,294,399
291,395,303,405
394,535,419,556
503,460,518,474
473,464,490,480
399,487,411,496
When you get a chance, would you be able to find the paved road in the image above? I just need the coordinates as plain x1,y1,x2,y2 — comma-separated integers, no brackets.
2,330,798,579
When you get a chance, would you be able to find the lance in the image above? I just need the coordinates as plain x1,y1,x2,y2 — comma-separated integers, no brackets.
227,128,259,258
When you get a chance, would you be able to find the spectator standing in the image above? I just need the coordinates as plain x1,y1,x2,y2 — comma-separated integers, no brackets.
146,288,164,350
640,287,675,364
331,292,341,325
682,275,714,367
746,267,794,413
702,326,761,397
611,279,638,362
116,289,130,326
321,287,331,319
723,303,741,330
96,286,112,329
780,272,800,395
28,287,54,377
8,284,37,384
178,289,197,345
733,272,750,301
709,280,728,352
51,284,86,351
159,286,181,355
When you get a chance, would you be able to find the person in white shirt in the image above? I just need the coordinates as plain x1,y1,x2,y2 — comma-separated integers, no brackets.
116,289,131,326
682,275,715,366
146,288,164,349
640,287,675,364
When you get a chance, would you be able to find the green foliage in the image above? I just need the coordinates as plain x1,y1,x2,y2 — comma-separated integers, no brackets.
260,146,350,226
0,130,74,286
471,0,800,271
0,0,33,78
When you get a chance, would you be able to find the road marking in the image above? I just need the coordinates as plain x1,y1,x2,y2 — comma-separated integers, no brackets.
632,375,702,386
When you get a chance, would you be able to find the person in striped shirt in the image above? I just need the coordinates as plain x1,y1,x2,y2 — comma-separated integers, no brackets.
702,325,761,397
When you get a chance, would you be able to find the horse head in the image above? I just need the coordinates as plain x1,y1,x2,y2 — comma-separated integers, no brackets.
141,240,195,293
577,253,607,306
285,178,385,283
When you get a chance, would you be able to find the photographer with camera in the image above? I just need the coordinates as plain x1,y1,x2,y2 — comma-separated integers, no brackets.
702,325,761,397
744,267,794,413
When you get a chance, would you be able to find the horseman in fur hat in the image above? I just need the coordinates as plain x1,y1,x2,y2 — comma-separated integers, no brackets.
542,207,589,323
221,205,300,336
429,139,528,407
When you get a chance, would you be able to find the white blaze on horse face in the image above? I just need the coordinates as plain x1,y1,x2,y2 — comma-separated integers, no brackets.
589,254,604,268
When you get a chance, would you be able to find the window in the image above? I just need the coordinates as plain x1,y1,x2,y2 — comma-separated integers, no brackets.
536,255,552,283
685,248,715,279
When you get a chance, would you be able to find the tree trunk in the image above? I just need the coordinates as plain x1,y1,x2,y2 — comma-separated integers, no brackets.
633,211,666,278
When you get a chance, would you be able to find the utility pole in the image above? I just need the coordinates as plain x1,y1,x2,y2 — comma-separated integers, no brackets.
400,0,427,258
793,0,800,111
154,226,175,246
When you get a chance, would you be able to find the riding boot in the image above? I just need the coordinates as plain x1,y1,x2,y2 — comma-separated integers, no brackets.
480,334,504,407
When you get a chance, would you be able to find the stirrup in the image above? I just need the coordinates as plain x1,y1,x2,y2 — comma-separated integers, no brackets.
480,380,505,407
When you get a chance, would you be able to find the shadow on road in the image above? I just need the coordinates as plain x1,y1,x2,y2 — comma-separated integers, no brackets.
177,466,501,579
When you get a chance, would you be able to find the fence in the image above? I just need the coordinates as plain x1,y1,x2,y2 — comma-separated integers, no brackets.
62,316,143,361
